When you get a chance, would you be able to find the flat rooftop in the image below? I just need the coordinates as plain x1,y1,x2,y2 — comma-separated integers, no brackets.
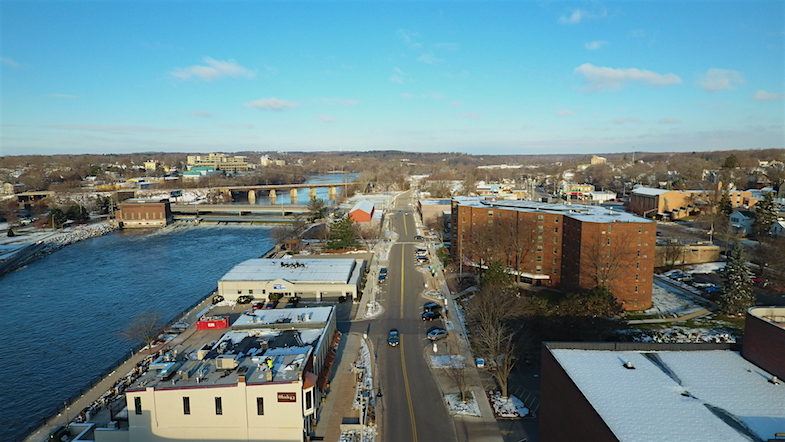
127,306,335,392
455,198,653,224
550,347,785,441
232,306,334,329
220,258,359,283
749,306,785,329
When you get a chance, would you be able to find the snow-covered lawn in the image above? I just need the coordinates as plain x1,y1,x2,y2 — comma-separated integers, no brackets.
644,284,703,316
684,262,725,274
488,391,529,418
430,354,465,368
444,392,481,416
632,326,737,343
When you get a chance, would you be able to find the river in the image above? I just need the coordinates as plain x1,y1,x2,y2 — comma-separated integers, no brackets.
0,172,357,440
0,225,275,440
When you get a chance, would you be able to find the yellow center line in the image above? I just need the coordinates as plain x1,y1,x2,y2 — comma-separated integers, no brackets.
399,241,418,442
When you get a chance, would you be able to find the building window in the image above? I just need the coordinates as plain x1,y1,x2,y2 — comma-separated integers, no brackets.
536,245,543,251
635,286,639,292
237,290,242,294
554,227,559,233
637,251,641,257
537,214,544,220
306,390,313,410
215,397,223,415
257,397,264,415
249,289,253,295
183,397,191,415
134,397,142,415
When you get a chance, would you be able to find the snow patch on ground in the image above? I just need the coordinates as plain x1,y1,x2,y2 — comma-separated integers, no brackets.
339,427,376,442
644,284,703,316
352,339,373,411
631,326,737,343
364,301,383,319
488,391,529,418
444,391,481,416
430,355,465,369
685,262,725,274
212,300,237,307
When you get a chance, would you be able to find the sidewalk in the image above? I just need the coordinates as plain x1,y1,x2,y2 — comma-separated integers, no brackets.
414,213,503,442
314,332,367,441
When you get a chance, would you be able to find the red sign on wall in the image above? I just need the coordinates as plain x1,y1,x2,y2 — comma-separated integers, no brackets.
277,392,297,402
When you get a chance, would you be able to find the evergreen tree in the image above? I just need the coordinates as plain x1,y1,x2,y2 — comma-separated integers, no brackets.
753,192,777,238
49,208,67,228
719,190,733,216
722,154,739,169
307,197,327,222
327,217,358,249
719,243,755,315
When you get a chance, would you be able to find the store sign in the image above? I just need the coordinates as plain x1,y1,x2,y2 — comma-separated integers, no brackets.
273,284,286,290
277,392,297,402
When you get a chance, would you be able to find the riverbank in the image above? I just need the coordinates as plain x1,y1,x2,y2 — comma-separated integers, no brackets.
0,220,119,277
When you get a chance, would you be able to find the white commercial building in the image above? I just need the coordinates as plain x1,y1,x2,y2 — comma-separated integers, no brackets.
218,258,365,302
95,307,337,442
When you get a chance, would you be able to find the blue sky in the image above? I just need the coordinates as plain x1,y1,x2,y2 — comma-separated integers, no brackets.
1,0,783,155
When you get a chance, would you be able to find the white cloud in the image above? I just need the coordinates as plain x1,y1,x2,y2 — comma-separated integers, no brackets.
390,67,410,84
559,8,607,25
584,40,608,50
574,63,682,91
245,98,298,111
318,115,336,123
556,109,575,117
417,52,442,65
1,56,21,68
753,89,783,101
698,68,744,92
320,97,360,107
397,29,422,49
170,57,255,81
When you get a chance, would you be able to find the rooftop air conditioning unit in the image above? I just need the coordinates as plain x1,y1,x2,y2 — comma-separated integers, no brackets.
216,355,238,370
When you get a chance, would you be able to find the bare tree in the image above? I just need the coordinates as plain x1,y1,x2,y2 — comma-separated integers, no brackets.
120,311,163,352
424,215,445,242
662,240,684,269
584,229,638,289
444,342,470,403
355,222,380,251
496,214,536,283
465,287,518,398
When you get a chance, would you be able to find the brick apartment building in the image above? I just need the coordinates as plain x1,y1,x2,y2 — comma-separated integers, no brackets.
451,198,655,310
116,198,173,229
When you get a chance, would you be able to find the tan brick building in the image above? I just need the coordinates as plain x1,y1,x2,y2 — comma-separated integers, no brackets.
628,185,758,220
451,198,655,310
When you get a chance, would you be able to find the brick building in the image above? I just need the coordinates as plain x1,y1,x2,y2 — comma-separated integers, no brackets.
348,200,375,223
116,198,172,229
451,198,655,310
628,184,758,220
540,312,785,442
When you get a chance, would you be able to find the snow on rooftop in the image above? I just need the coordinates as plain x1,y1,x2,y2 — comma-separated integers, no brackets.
457,198,652,224
550,349,785,442
632,187,670,196
350,200,374,214
232,306,334,328
220,258,357,283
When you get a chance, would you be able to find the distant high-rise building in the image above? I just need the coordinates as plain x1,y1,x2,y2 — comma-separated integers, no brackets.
187,153,252,173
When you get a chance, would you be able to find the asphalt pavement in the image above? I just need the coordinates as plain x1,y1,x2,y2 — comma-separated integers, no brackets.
371,192,457,442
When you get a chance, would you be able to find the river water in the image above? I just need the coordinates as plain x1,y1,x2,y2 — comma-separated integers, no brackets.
0,225,275,440
0,173,356,440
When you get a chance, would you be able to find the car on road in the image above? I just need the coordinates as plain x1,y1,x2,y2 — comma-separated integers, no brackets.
387,329,400,347
423,301,442,312
414,235,425,241
415,248,428,256
421,310,441,321
426,326,448,341
378,267,388,283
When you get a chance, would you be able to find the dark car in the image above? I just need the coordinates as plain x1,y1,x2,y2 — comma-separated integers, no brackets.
378,268,388,283
414,235,425,241
421,310,441,321
426,326,448,341
423,301,442,312
253,302,265,310
236,295,253,304
211,294,225,305
387,329,400,347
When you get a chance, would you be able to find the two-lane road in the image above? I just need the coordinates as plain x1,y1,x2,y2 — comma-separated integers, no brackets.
372,192,456,442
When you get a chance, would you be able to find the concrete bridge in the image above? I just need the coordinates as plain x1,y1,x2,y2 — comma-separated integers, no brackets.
217,182,357,204
171,204,309,216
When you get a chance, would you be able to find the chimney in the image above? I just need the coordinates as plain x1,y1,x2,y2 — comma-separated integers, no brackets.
238,375,246,384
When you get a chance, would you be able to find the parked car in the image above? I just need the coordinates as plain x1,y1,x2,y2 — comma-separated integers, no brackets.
263,301,277,309
426,326,448,341
236,295,253,304
387,329,400,347
378,267,388,283
253,302,265,310
475,357,486,368
423,301,442,312
211,294,225,305
414,235,425,241
415,248,428,256
421,310,441,321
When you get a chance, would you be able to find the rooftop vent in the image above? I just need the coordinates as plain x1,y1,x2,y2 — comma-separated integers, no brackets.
770,375,782,385
623,360,636,370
